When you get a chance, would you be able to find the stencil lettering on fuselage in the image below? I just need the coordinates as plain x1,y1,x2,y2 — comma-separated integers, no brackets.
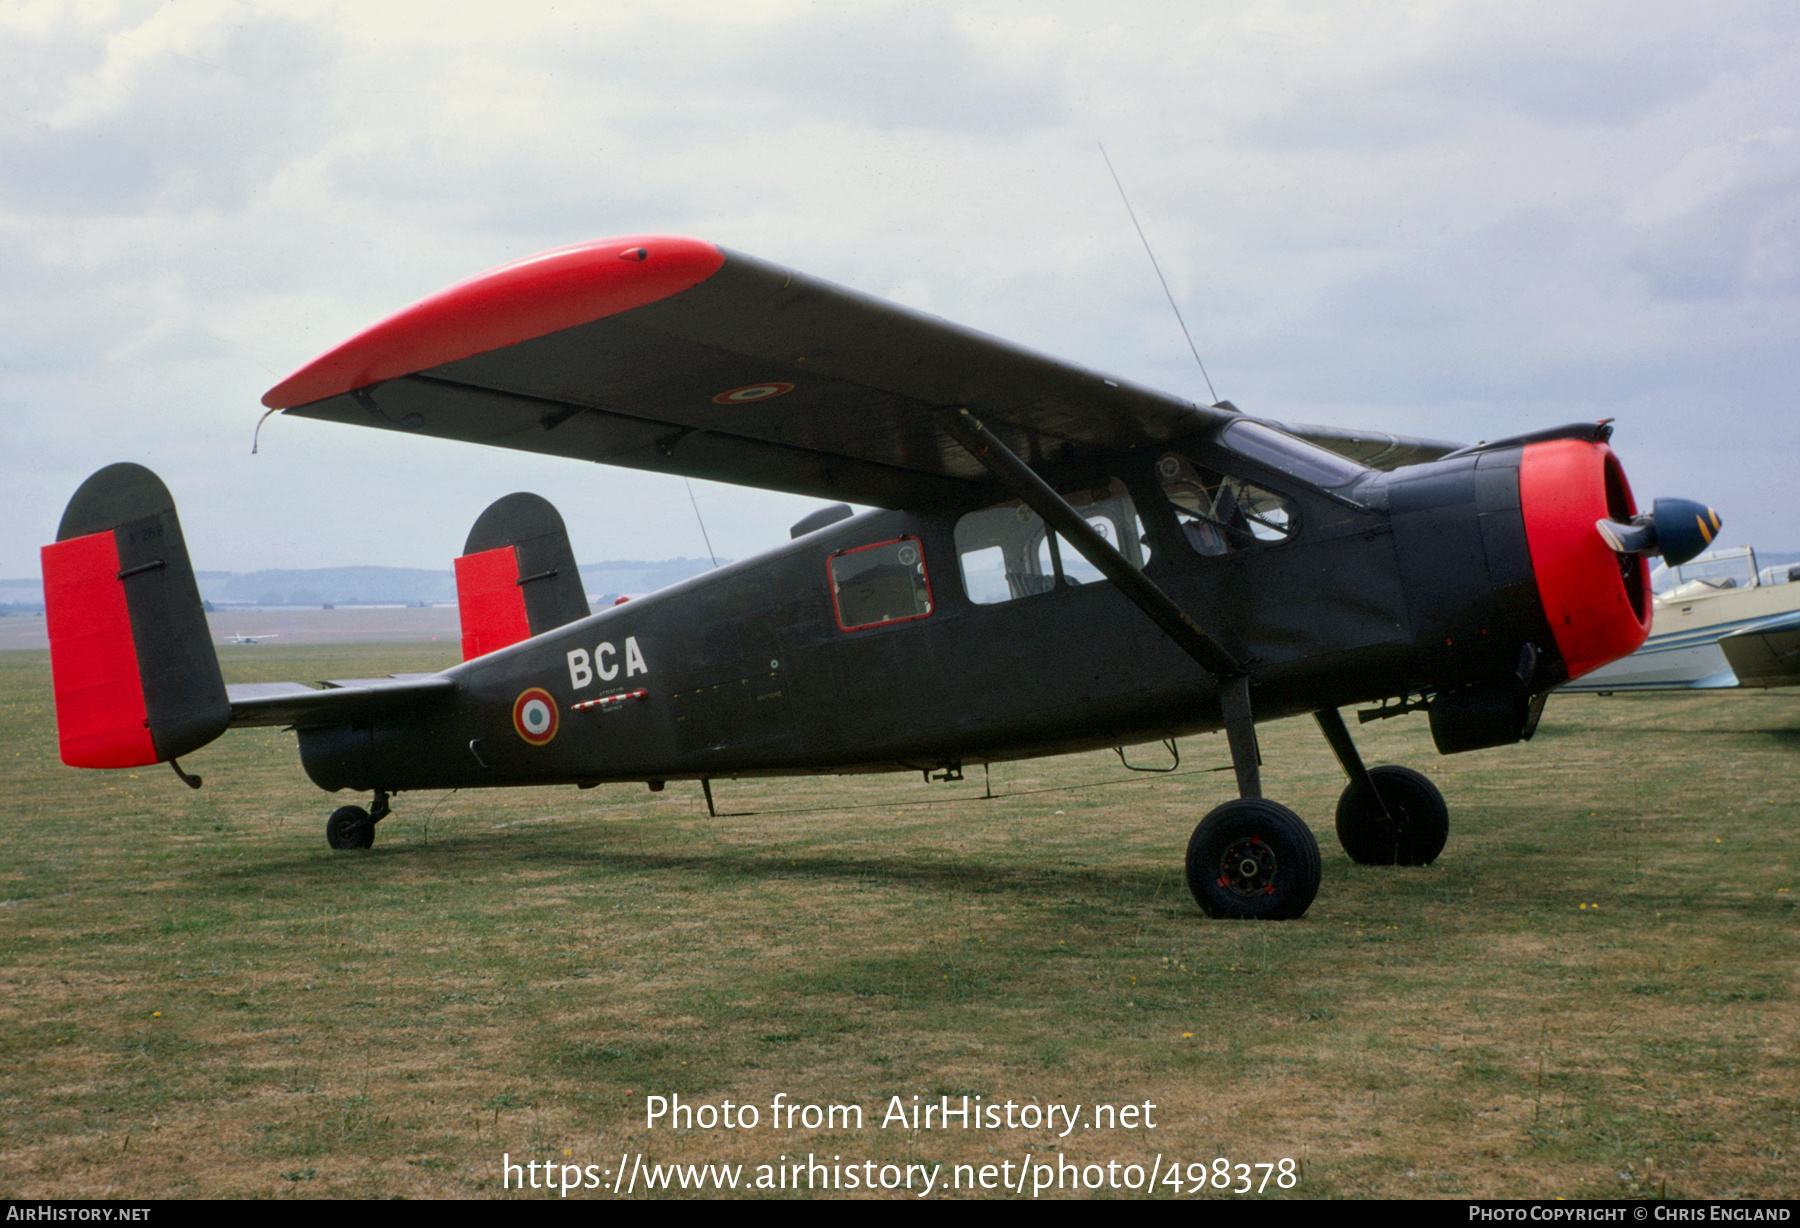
567,637,648,689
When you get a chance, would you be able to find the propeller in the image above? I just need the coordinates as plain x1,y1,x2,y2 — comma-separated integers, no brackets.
1596,498,1722,567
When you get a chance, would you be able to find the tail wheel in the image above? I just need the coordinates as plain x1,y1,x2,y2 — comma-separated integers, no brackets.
326,805,375,850
1185,798,1322,920
1334,765,1448,866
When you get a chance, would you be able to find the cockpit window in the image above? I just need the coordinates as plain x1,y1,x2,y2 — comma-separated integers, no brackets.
1157,453,1296,555
1220,420,1367,489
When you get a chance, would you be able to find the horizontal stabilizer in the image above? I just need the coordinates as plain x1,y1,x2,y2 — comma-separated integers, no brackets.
227,674,455,728
43,464,229,768
455,492,589,660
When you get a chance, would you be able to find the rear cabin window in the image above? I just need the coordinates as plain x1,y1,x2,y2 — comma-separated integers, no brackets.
955,479,1149,604
828,536,934,630
1157,453,1297,555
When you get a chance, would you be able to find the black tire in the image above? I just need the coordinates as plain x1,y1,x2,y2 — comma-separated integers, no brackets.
1185,798,1322,920
1334,765,1448,866
326,805,374,850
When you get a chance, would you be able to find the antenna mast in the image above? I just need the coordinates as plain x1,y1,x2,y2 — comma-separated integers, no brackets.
1099,143,1220,405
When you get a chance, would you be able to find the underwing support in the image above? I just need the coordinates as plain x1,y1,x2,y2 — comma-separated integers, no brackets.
940,407,1265,798
940,408,1243,679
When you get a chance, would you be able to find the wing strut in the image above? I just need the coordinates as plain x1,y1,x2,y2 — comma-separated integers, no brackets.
939,408,1263,797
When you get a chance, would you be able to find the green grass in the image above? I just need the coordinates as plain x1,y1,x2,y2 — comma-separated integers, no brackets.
0,645,1796,1198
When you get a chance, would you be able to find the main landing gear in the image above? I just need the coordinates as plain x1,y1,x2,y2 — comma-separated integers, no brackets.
1181,702,1447,920
1180,677,1326,920
1186,798,1321,920
1316,708,1448,866
1334,765,1447,866
326,790,391,850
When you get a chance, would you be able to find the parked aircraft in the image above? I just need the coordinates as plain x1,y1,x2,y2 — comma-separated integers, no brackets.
1562,546,1800,692
41,235,1718,919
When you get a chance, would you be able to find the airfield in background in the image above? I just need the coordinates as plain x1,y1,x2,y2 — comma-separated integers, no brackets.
0,604,467,652
0,556,724,652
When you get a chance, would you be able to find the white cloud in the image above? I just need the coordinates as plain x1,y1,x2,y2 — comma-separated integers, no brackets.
3,0,1799,578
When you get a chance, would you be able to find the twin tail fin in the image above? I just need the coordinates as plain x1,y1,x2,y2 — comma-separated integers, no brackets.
42,464,229,768
453,492,590,660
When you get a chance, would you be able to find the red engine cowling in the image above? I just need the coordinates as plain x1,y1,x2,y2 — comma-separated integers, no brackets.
1518,439,1653,681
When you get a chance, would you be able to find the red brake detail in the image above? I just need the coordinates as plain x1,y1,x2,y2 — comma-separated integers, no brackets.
1518,440,1652,680
454,545,531,660
42,531,157,768
262,235,726,408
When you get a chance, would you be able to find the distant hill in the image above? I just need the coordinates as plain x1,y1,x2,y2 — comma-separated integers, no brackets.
0,558,726,613
198,567,455,607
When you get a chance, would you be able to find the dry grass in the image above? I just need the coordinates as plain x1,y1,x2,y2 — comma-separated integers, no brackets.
0,644,1795,1198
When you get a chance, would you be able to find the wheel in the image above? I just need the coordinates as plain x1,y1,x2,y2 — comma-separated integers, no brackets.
1334,765,1447,866
1185,798,1322,920
326,805,374,850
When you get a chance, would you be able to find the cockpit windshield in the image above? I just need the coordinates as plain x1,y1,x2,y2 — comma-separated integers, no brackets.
1220,421,1368,489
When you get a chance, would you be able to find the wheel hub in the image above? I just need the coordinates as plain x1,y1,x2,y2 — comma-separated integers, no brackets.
1217,835,1277,897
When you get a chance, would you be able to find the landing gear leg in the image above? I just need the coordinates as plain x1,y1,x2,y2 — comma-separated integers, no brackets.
325,790,392,851
1184,676,1321,920
938,413,1318,917
1316,708,1447,865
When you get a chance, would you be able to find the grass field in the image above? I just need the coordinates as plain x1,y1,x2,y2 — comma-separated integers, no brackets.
1,643,1795,1199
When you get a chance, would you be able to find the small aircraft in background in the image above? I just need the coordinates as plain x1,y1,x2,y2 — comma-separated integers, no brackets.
222,633,278,645
1561,546,1800,693
41,235,1719,920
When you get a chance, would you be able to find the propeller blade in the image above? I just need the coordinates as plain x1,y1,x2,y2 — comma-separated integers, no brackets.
1596,517,1657,555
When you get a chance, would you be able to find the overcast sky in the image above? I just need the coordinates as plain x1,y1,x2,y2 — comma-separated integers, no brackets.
3,1,1796,577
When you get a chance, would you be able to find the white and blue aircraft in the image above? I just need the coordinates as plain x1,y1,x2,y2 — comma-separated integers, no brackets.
1562,546,1800,692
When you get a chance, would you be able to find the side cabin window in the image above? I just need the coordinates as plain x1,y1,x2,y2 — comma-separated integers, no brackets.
828,536,934,630
1157,453,1296,556
955,479,1150,604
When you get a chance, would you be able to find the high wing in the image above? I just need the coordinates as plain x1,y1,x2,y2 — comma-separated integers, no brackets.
1267,420,1460,471
264,235,1459,505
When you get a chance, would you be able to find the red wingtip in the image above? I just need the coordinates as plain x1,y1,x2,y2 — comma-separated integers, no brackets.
263,235,725,409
